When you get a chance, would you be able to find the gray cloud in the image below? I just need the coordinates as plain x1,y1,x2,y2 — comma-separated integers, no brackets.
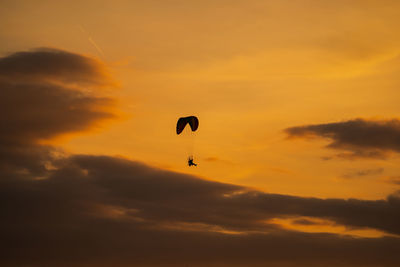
1,155,400,266
285,118,400,159
0,81,114,143
0,48,115,174
0,48,112,85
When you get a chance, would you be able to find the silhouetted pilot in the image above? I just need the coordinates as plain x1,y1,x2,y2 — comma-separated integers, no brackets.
188,157,197,167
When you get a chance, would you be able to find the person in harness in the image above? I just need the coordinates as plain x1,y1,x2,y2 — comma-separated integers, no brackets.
188,156,197,167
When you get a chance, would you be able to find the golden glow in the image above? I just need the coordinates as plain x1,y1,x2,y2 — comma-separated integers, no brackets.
268,217,396,238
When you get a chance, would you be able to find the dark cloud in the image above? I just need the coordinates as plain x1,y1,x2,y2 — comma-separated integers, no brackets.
0,48,115,173
1,49,399,266
0,48,112,85
77,157,400,236
292,218,321,225
0,81,114,143
285,118,400,159
1,155,400,266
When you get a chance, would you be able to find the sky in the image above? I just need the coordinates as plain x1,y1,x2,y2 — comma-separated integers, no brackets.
1,0,400,266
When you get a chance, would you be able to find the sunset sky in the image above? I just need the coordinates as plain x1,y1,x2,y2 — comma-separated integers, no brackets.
1,1,400,266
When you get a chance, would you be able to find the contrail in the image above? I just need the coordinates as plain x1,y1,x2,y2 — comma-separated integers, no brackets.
78,24,105,57
88,37,105,56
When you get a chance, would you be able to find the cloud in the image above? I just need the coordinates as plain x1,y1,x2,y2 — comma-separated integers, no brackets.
1,49,399,266
0,48,115,173
285,118,400,159
382,176,400,185
342,168,384,179
0,48,111,85
1,154,400,266
292,218,321,226
204,156,235,165
0,81,114,143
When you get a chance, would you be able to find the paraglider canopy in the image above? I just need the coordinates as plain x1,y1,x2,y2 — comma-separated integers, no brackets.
176,116,199,135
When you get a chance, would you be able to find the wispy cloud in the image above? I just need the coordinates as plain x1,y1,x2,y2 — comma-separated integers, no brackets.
342,168,384,179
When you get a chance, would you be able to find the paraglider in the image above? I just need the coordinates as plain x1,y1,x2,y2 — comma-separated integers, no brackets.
176,116,199,166
176,116,199,135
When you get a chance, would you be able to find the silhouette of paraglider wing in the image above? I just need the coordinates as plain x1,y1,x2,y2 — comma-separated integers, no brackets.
176,117,188,134
188,116,199,131
176,116,199,134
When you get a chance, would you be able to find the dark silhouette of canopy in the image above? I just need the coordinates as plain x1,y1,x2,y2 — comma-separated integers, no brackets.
176,116,199,134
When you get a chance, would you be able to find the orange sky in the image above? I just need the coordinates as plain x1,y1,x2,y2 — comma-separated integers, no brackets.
2,0,400,200
2,4,400,264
